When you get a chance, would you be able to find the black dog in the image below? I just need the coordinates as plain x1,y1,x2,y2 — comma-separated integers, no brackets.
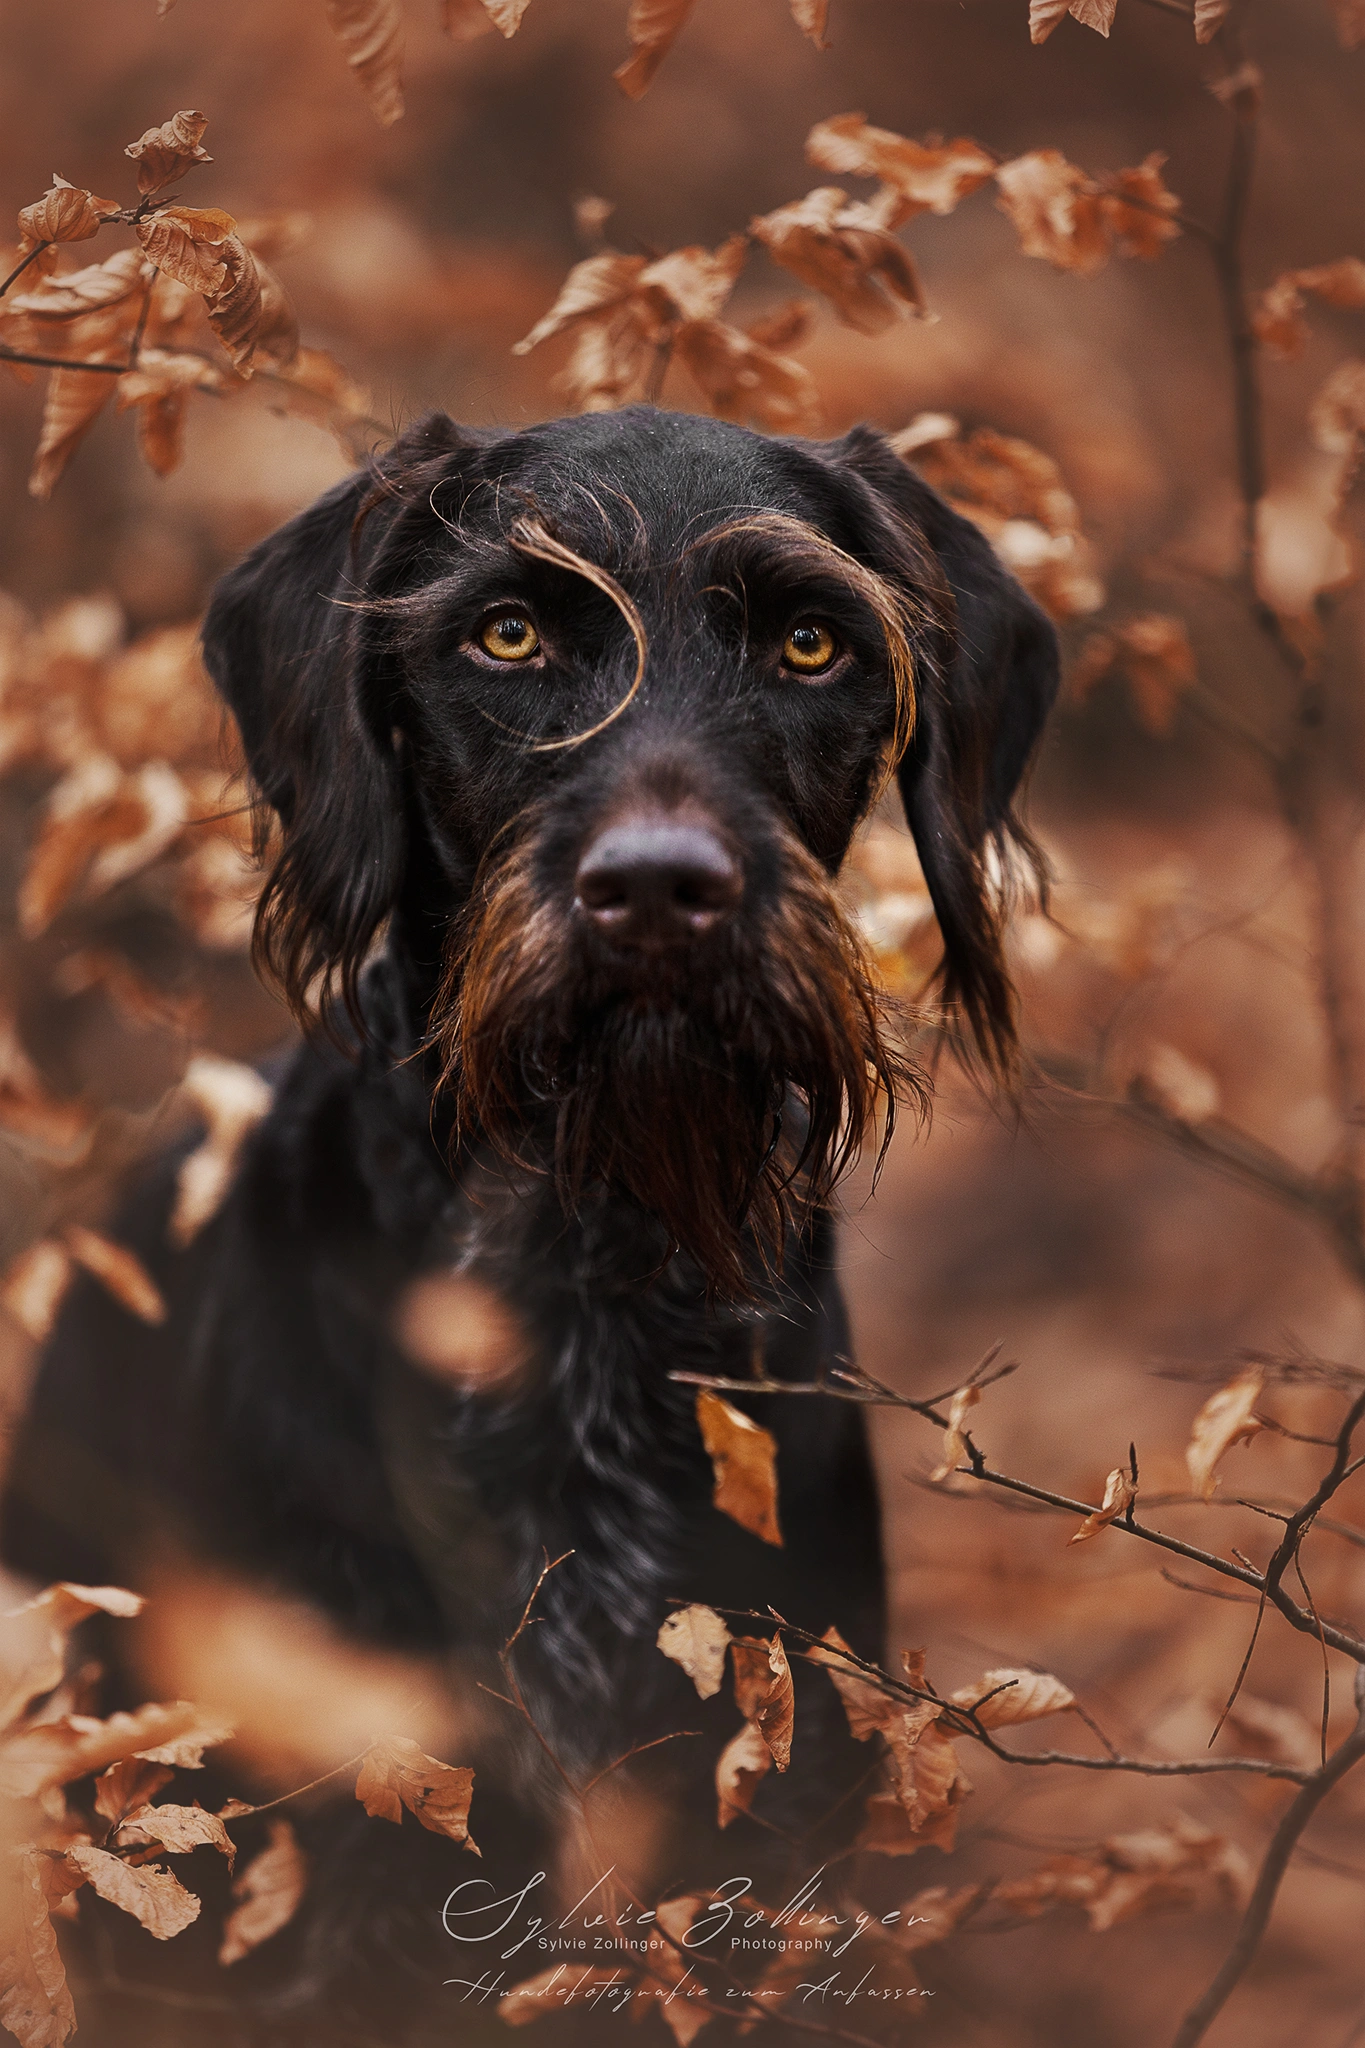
2,406,1057,2043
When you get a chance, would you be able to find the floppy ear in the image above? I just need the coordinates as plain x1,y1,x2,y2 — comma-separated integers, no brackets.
829,425,1061,1075
201,412,467,1035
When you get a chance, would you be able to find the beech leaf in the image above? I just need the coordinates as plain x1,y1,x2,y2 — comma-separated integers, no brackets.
716,1719,771,1828
355,1738,478,1849
124,112,212,197
696,1391,783,1546
63,1847,199,1939
1069,1465,1137,1543
949,1667,1076,1727
324,0,405,123
657,1604,730,1700
219,1820,308,1965
0,1849,75,2048
1185,1368,1264,1501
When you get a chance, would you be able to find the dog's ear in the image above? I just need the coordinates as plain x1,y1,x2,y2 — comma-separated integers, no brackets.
827,425,1061,1075
201,412,467,1034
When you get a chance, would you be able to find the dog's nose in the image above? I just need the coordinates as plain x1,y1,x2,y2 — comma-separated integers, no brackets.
575,816,743,944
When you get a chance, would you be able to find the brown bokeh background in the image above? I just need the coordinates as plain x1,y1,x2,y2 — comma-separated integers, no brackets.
3,0,1365,2042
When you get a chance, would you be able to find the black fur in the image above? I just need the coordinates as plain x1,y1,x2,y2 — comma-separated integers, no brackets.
1,407,1058,2045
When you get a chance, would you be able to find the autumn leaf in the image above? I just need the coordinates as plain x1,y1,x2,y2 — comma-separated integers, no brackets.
29,361,121,500
60,1227,166,1326
854,1790,924,1855
513,251,649,356
93,1758,174,1826
169,1055,274,1246
1070,613,1197,736
124,111,212,196
750,186,926,333
995,150,1109,274
118,1802,236,1867
696,1390,783,1546
885,1709,972,1849
638,235,747,324
0,1244,75,1342
657,1604,730,1700
805,115,996,219
0,1701,228,1798
355,1738,478,1849
9,248,149,322
320,0,405,123
1137,1043,1221,1125
17,181,118,253
63,1846,199,1939
896,1883,983,1951
930,1383,981,1483
716,1719,771,1828
0,1583,143,1735
1069,1465,1137,1543
1253,259,1365,361
204,238,266,373
1029,0,1117,39
614,0,698,99
217,1818,307,1964
1310,359,1365,455
0,1849,75,2048
674,317,820,433
1100,155,1181,260
135,206,237,296
1194,0,1231,40
948,1667,1076,1727
998,1817,1251,1932
18,754,189,935
806,1624,897,1740
1185,1367,1264,1500
730,1635,794,1769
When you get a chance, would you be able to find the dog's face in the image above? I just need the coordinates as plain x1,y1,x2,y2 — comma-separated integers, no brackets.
203,407,1058,1295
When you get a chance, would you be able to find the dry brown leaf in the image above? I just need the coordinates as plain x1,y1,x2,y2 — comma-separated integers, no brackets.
806,1624,897,1739
0,1701,224,1798
17,182,117,252
930,1384,981,1483
729,1635,794,1769
324,0,405,123
93,1758,174,1825
1185,1367,1264,1500
10,248,149,322
119,1802,236,1866
205,239,266,373
674,317,820,433
949,1667,1075,1727
355,1737,478,1848
1072,613,1197,735
1069,1465,1137,1543
995,150,1109,274
0,1584,142,1734
29,361,120,500
909,423,1079,536
0,1244,75,1343
170,1056,274,1246
218,1819,307,1965
1254,259,1365,361
885,1710,972,1849
614,0,697,98
854,1790,924,1855
1194,0,1231,40
252,344,372,453
638,236,747,324
806,115,996,218
60,1226,166,1326
750,186,926,333
63,1846,199,1940
696,1390,783,1546
1101,155,1181,260
1138,1043,1221,1125
483,0,533,31
135,206,237,297
124,111,212,196
513,252,650,356
0,1848,76,2048
1028,0,1071,40
1310,359,1365,455
19,754,189,935
716,1718,772,1828
744,298,813,352
656,1604,730,1700
1209,61,1263,114
897,1883,982,1951
1070,0,1117,29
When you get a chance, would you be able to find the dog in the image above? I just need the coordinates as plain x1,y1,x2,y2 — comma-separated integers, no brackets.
1,405,1058,2043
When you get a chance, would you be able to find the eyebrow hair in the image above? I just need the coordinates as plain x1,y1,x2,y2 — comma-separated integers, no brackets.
506,514,648,753
686,512,920,782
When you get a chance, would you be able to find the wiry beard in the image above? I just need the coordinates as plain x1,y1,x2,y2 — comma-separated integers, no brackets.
433,826,920,1300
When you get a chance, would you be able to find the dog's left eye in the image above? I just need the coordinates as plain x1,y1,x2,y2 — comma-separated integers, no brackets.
478,613,541,662
782,621,839,675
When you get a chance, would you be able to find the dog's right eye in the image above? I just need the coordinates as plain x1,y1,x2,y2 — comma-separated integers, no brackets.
478,613,541,662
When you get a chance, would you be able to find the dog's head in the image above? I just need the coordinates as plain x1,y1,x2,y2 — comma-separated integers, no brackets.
203,406,1058,1294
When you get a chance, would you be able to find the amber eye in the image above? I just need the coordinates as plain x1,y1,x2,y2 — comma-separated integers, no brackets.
782,620,838,675
478,612,541,662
